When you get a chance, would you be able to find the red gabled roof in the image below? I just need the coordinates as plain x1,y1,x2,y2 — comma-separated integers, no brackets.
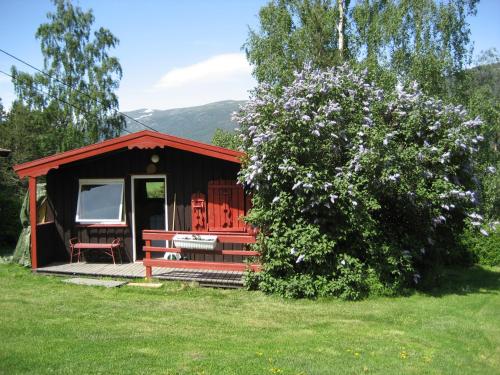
14,130,244,178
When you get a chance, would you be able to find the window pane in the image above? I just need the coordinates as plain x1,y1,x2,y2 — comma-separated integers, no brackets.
146,181,164,199
78,182,123,221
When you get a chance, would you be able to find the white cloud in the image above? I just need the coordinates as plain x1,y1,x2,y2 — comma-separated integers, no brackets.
2,53,255,112
154,53,252,89
118,53,256,111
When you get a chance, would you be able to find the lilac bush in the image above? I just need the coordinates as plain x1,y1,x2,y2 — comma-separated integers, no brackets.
234,64,492,299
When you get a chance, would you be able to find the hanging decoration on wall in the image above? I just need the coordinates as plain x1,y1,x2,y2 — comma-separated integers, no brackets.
191,193,207,231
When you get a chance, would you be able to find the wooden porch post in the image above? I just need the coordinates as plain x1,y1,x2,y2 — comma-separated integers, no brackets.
145,239,152,279
28,176,38,269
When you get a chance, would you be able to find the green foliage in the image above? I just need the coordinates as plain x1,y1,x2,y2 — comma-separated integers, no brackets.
211,128,241,150
243,0,497,299
468,49,500,98
461,226,500,267
353,0,478,97
145,181,165,199
464,51,500,220
236,64,491,299
0,162,21,248
0,99,21,247
244,0,347,87
246,0,477,99
0,0,126,248
2,102,60,162
0,102,59,247
11,0,124,151
467,91,499,221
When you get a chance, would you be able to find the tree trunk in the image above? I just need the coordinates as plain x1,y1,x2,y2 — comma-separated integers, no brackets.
337,0,345,58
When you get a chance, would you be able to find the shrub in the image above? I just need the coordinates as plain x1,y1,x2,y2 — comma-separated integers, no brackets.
236,64,491,299
461,224,500,266
211,128,241,150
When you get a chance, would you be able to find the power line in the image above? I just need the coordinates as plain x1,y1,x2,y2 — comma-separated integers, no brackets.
0,48,158,133
0,68,133,135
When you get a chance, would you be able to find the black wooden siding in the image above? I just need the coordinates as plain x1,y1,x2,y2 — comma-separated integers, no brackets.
44,146,241,265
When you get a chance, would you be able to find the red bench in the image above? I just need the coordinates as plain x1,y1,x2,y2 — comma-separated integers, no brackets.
69,238,122,264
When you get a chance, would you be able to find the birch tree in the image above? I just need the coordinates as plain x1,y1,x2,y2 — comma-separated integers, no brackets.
245,0,478,97
11,0,125,151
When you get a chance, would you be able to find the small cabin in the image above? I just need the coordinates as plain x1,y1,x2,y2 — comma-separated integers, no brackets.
14,130,257,275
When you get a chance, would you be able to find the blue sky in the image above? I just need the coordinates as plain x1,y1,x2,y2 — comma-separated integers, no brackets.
0,0,499,111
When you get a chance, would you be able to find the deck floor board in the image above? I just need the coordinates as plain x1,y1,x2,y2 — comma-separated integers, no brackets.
36,262,244,286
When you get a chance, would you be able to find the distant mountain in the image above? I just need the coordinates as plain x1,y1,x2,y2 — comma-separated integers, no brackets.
123,63,500,143
123,100,246,143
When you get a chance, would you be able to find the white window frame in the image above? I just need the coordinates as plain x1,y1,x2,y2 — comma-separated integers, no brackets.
75,178,125,224
131,175,168,262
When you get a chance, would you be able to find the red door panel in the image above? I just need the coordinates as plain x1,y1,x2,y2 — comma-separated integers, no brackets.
207,180,246,232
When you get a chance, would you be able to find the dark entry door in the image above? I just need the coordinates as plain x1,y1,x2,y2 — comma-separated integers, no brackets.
133,177,166,260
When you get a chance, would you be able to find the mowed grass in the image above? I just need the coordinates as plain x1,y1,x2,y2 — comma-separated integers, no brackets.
0,264,499,375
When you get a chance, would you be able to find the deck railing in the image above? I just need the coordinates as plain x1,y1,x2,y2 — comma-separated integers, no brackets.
142,230,261,278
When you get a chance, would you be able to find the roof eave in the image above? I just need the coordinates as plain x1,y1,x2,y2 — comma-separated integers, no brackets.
14,130,244,178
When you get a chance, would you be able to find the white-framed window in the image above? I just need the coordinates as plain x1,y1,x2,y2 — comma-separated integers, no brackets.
76,179,125,224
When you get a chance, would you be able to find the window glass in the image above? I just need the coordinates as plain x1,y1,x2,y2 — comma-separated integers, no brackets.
76,180,124,222
146,181,164,199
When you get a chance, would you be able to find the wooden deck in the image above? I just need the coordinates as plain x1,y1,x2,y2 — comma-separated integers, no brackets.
35,262,244,288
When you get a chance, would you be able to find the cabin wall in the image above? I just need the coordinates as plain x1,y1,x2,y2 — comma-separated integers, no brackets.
36,222,57,267
45,147,240,263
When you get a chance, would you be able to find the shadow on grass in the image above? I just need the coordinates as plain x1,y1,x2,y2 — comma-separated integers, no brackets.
423,266,500,297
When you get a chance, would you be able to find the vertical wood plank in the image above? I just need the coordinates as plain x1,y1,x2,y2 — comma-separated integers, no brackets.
165,148,174,251
186,152,193,231
176,149,182,231
125,150,132,258
64,170,75,256
217,182,224,229
29,176,38,269
49,171,65,261
145,239,152,278
232,184,239,230
208,182,215,232
237,186,245,229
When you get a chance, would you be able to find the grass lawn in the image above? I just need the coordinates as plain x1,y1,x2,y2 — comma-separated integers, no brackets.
0,264,499,374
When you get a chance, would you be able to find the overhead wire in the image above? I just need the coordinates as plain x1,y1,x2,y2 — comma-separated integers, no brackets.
0,68,133,135
0,48,158,133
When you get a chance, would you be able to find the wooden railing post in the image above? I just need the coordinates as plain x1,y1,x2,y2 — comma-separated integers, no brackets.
145,239,152,279
28,176,38,270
